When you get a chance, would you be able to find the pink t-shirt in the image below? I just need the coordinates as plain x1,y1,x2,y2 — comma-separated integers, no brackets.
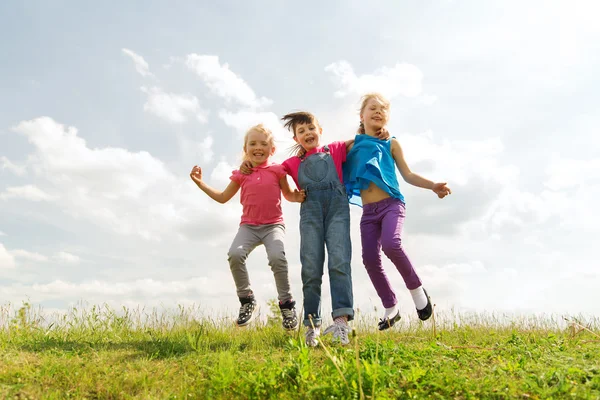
282,141,347,189
230,161,287,226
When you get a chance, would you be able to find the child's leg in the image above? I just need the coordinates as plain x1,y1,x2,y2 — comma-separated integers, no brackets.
261,224,293,303
300,200,326,327
324,189,354,321
228,225,262,299
380,201,422,290
360,205,398,309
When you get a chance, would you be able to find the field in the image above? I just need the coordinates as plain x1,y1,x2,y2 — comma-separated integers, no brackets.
1,302,599,399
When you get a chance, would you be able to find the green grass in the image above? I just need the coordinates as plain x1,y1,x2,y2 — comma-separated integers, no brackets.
1,302,599,399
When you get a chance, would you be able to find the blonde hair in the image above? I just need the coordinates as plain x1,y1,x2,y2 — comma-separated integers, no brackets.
242,124,275,161
358,92,391,134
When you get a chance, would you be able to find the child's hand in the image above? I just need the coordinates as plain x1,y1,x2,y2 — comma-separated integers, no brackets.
432,182,451,199
190,166,203,183
239,161,253,175
296,147,306,158
292,189,306,203
376,128,390,140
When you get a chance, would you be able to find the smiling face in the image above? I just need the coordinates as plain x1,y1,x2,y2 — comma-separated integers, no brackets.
293,120,322,152
359,94,391,136
244,128,275,166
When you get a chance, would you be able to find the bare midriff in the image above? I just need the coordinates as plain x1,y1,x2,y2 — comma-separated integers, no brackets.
360,181,390,205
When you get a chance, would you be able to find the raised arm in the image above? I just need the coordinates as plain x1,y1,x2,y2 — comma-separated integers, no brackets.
190,165,240,204
390,139,451,198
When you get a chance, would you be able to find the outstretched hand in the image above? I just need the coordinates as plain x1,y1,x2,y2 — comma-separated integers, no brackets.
190,165,203,183
432,182,451,199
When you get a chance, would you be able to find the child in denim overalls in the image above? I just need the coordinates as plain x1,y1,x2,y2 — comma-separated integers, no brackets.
279,112,354,346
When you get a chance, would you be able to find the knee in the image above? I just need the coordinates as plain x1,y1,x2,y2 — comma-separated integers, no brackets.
302,269,322,286
228,247,247,267
381,237,403,257
362,248,381,269
268,252,288,271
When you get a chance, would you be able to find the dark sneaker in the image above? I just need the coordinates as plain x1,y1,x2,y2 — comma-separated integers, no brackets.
279,300,298,330
378,311,401,331
237,296,258,326
416,288,433,321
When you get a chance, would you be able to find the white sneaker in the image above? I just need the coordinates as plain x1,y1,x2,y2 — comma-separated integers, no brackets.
323,320,350,345
305,326,320,347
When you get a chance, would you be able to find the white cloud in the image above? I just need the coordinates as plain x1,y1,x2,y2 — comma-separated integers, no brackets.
0,231,5,236
0,185,55,202
12,249,49,262
185,54,272,108
141,86,208,124
11,117,203,240
0,277,229,301
218,109,295,161
0,244,15,269
122,48,154,78
325,60,424,99
210,159,237,186
54,251,80,264
1,156,26,176
199,136,214,163
544,157,600,190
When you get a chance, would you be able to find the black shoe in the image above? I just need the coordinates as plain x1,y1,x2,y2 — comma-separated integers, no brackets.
279,300,298,330
416,288,433,321
378,311,401,331
237,296,258,326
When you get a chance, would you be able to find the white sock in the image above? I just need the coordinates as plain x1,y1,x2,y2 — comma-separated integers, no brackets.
383,305,398,319
410,286,428,310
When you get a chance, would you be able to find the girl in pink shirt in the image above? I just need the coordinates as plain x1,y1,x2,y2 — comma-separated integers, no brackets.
190,124,305,329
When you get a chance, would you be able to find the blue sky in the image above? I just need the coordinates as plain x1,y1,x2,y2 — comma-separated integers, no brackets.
1,1,599,319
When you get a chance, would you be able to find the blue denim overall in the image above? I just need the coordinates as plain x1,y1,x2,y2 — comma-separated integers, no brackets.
298,146,354,326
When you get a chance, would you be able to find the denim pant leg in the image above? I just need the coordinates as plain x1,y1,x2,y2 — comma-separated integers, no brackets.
300,199,325,327
380,200,422,290
324,188,354,320
360,208,398,308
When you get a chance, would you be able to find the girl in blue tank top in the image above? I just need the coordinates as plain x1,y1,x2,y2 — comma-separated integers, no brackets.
343,93,452,330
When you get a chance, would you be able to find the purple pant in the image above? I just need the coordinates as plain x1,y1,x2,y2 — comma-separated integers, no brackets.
360,197,422,308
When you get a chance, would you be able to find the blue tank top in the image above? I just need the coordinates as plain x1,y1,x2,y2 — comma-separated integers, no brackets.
343,134,405,207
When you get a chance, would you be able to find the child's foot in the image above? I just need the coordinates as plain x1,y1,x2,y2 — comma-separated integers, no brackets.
416,288,433,321
305,326,320,347
323,316,350,345
237,296,258,326
378,311,401,331
279,300,298,330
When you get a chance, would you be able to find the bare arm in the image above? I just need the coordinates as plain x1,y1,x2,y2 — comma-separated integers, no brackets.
345,139,355,153
190,165,240,204
390,139,435,190
390,139,452,198
279,177,306,203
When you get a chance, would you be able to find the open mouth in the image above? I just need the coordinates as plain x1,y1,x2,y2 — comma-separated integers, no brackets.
304,137,315,145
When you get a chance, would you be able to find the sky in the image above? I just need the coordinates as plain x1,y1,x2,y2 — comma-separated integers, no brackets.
1,1,599,321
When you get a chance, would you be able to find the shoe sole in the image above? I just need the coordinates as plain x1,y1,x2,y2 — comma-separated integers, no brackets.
237,304,260,327
378,312,401,331
417,289,433,321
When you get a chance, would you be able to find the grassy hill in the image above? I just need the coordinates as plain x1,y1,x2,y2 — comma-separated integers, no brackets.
1,303,599,399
